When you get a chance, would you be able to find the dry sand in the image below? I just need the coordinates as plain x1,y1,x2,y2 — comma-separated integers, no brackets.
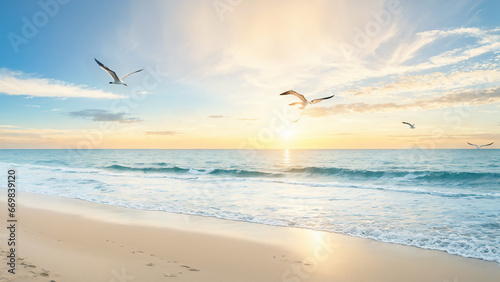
1,192,499,282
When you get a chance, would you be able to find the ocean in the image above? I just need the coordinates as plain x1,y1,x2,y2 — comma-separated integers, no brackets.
1,149,499,263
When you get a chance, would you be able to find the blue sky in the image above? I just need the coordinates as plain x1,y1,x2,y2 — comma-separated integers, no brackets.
0,0,499,149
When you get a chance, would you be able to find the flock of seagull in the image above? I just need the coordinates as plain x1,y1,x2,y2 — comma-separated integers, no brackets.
94,58,495,149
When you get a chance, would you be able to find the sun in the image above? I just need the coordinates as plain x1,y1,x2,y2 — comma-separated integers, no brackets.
281,129,293,140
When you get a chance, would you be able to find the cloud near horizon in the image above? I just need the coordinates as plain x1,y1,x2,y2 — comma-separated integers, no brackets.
68,109,142,123
144,131,178,135
343,69,500,98
305,86,500,117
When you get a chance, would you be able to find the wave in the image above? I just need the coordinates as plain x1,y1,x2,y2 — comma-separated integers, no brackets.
105,164,500,182
34,159,69,166
106,164,190,173
100,164,500,199
104,165,281,177
105,164,499,181
8,160,499,191
6,159,498,185
285,166,500,183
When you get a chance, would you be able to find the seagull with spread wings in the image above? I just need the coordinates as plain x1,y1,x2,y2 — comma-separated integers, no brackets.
280,90,334,110
402,122,415,129
467,142,494,149
94,58,143,86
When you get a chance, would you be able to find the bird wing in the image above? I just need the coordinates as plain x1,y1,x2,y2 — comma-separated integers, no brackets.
467,142,477,146
120,69,144,81
95,58,119,81
480,142,494,147
402,122,412,126
280,90,307,102
311,95,335,104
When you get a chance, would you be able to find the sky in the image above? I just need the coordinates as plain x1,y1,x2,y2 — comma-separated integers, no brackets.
0,0,499,149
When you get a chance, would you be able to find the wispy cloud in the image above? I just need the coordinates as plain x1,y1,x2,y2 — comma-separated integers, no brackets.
0,68,122,99
415,29,500,69
208,115,259,121
127,0,499,98
144,131,178,135
317,26,500,93
126,0,401,93
389,133,500,140
68,109,142,123
305,86,500,117
345,69,500,97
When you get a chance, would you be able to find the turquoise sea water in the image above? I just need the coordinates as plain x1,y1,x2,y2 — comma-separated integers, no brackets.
0,149,499,263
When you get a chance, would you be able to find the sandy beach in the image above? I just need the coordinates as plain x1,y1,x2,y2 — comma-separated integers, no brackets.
0,192,499,282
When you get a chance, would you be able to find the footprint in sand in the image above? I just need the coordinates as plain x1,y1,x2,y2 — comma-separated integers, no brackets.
272,255,289,262
21,262,37,268
146,263,154,266
180,265,199,272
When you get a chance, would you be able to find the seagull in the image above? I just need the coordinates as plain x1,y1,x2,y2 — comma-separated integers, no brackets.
291,118,302,123
402,122,415,129
280,90,334,110
94,58,143,86
467,142,493,149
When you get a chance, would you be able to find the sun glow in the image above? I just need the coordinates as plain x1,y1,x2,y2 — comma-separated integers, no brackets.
281,129,294,140
283,149,291,165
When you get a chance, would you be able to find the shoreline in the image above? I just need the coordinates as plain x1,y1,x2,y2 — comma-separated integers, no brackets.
1,192,499,281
